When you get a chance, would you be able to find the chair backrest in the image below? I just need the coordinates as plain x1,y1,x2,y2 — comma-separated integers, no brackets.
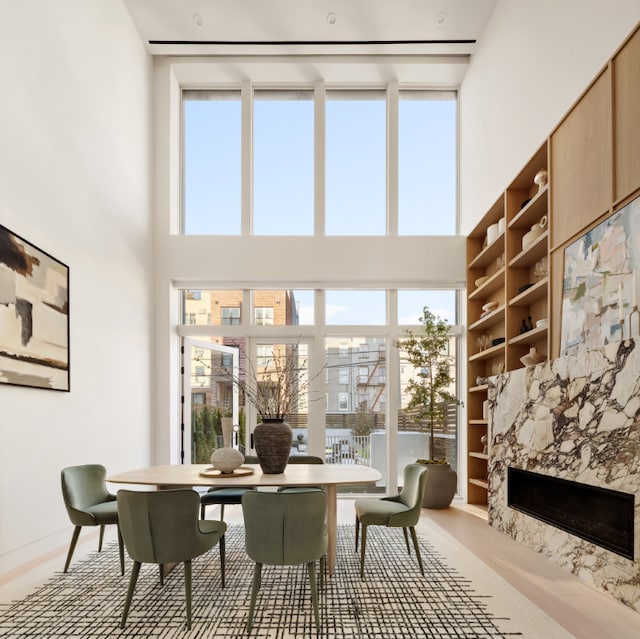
287,455,324,464
61,464,111,525
242,491,327,566
244,454,323,465
117,489,217,564
393,463,429,525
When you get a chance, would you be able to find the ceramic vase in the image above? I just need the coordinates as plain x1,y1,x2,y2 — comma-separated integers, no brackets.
221,416,233,448
422,463,457,509
253,419,292,473
210,447,244,473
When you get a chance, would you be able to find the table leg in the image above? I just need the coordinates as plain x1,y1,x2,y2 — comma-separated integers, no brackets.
326,484,337,575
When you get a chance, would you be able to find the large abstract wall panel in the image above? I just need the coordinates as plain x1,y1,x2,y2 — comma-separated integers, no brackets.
0,225,69,391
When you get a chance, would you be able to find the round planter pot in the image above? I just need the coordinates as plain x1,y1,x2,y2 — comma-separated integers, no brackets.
421,463,457,509
254,419,292,474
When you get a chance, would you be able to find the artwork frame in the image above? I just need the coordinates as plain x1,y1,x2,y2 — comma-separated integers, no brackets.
560,194,640,355
0,225,70,391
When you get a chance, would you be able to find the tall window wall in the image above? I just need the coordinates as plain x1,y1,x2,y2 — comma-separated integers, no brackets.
178,83,460,493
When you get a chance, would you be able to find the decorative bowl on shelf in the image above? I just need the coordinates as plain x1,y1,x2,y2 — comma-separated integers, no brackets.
491,337,505,347
482,301,498,313
536,318,549,329
517,283,534,294
520,347,546,367
475,275,489,288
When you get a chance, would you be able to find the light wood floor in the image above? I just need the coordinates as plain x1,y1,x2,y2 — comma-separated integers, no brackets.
2,498,640,638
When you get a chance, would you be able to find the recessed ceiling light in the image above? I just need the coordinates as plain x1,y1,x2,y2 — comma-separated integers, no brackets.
436,11,448,26
193,13,203,27
327,12,337,25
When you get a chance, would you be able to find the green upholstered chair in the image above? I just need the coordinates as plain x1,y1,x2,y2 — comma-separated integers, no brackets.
60,464,124,575
117,489,226,630
199,455,258,520
277,454,324,493
354,463,428,578
242,490,327,632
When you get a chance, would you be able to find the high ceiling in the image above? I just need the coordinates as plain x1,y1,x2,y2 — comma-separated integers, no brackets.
123,0,497,57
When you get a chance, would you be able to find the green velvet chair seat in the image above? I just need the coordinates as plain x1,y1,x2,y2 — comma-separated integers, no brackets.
278,454,325,493
117,489,226,630
354,463,428,578
200,487,256,520
60,464,124,575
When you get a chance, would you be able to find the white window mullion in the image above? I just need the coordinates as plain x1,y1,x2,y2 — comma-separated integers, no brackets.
314,80,326,237
241,80,253,235
387,81,399,237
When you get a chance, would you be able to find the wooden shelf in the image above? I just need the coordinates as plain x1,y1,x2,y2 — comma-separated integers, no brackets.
468,342,505,362
509,278,548,306
468,305,505,331
466,141,549,506
509,230,549,268
508,325,548,346
508,185,548,229
468,234,505,269
469,384,489,393
469,268,505,300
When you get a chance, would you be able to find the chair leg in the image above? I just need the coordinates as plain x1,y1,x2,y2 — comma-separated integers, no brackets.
308,561,320,629
63,526,82,573
120,560,141,628
402,527,411,554
219,534,226,588
355,515,360,552
359,524,368,578
200,503,206,519
184,559,192,630
159,564,164,585
409,526,424,576
98,525,105,552
319,555,326,590
247,563,262,632
220,504,225,521
117,525,125,576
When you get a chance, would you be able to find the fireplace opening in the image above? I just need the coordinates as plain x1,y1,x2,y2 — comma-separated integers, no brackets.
508,467,634,559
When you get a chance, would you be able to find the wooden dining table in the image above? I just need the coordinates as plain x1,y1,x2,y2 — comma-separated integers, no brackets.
107,462,382,575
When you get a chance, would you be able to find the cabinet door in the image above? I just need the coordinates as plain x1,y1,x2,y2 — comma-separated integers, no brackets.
613,27,640,203
551,69,612,249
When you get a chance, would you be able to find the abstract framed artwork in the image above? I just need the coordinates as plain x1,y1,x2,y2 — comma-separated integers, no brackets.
0,225,69,391
560,194,640,355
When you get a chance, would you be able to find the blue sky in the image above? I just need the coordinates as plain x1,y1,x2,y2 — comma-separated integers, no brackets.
183,92,456,237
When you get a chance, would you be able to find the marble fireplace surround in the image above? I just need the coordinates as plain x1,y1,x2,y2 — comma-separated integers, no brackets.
487,339,640,610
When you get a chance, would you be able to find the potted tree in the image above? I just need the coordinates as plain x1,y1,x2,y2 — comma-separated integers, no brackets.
396,306,462,508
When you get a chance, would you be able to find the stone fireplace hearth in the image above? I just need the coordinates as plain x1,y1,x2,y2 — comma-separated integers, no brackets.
487,339,640,610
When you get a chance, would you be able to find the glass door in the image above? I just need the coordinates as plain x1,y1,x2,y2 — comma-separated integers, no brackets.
182,338,240,464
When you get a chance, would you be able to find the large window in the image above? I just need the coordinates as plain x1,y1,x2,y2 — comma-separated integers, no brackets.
181,86,457,236
398,92,457,235
254,91,314,235
326,91,386,235
183,91,241,234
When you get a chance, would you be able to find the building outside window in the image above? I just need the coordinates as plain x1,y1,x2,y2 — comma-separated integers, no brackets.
221,307,240,325
255,307,274,326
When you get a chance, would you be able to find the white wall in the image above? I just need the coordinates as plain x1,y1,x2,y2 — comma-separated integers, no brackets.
459,0,640,234
0,1,153,574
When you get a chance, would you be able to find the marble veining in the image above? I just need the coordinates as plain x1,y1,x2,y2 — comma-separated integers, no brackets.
488,339,640,610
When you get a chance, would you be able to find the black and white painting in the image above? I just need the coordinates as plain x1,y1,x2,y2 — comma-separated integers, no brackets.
0,225,69,391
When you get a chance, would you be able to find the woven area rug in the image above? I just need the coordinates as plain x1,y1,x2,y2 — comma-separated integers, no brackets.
0,524,556,638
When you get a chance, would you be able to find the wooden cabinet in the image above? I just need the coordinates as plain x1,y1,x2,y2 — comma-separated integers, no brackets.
465,143,550,504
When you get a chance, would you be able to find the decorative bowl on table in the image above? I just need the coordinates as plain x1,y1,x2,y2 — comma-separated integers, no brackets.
210,447,245,473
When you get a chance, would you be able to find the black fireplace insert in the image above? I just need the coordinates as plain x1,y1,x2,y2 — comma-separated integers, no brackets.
508,467,634,559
